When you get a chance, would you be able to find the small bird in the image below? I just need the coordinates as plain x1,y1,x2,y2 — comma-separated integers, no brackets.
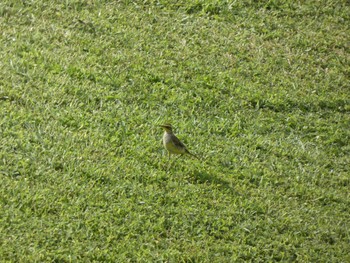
159,123,199,161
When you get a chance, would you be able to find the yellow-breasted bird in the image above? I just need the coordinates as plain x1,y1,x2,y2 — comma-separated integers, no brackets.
159,124,199,160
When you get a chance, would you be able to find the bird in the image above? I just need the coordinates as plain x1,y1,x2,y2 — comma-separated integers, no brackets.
159,123,199,161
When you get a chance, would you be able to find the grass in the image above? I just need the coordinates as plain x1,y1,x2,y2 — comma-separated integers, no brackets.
1,0,349,262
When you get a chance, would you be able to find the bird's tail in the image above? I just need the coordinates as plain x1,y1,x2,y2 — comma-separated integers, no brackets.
186,149,200,160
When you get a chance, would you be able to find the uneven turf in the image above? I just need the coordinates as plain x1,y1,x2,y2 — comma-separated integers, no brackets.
1,1,349,262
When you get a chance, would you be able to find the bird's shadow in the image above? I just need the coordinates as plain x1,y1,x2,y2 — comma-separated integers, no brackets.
189,170,240,196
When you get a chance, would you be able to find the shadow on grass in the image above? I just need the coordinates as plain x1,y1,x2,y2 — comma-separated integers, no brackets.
190,170,239,196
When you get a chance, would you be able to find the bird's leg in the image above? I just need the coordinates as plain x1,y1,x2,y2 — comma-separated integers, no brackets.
166,152,171,170
170,155,183,170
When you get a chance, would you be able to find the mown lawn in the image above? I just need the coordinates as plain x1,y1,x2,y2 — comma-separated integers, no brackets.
1,0,349,262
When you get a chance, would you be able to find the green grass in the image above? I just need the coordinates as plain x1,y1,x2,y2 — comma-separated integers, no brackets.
1,0,349,262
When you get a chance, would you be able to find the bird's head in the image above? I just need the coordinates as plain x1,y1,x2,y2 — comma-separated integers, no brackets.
159,123,173,133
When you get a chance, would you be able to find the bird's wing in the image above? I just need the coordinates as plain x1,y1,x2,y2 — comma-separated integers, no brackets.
172,135,186,149
172,135,199,159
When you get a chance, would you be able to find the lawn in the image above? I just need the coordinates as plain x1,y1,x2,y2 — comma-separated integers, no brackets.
0,0,349,262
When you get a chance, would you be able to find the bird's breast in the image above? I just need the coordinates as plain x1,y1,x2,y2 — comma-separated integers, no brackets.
163,133,185,154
